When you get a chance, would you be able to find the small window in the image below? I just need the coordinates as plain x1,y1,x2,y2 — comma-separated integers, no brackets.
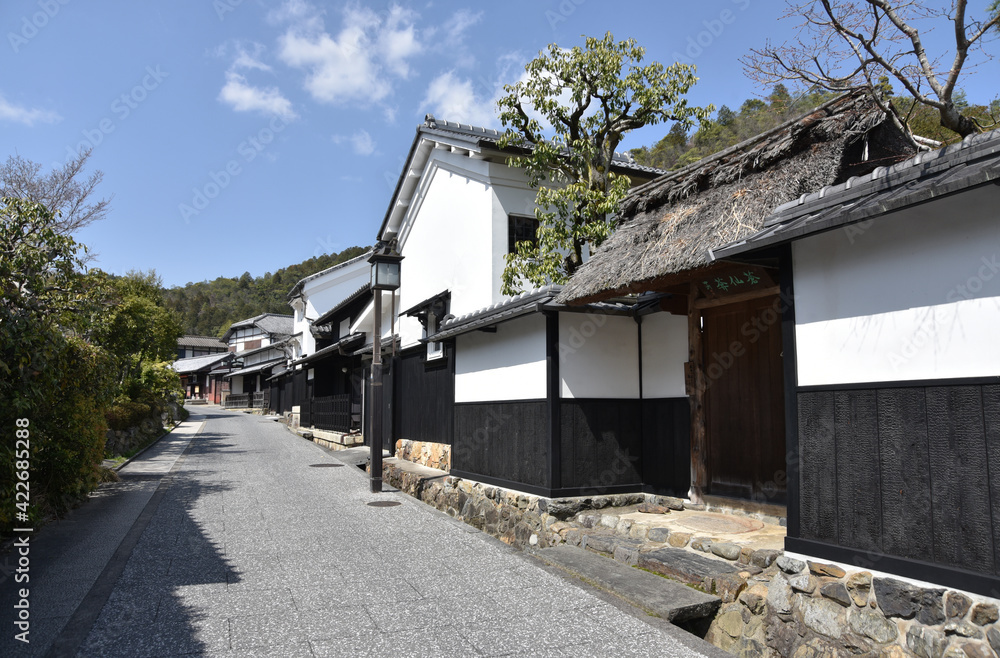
426,313,443,361
508,215,539,254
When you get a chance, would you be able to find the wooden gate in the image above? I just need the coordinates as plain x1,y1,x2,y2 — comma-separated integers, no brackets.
701,295,786,501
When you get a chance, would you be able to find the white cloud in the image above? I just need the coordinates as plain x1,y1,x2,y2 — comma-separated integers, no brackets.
0,95,60,126
420,71,498,127
218,71,296,119
276,1,424,106
443,9,482,43
332,129,376,156
217,42,296,119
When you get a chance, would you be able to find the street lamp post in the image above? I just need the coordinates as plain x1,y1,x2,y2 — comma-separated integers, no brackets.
368,241,402,493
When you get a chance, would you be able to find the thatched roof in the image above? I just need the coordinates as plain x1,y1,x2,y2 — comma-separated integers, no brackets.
557,91,915,305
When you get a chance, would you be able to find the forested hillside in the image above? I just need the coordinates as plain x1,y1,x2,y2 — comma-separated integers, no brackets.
631,85,999,172
163,246,368,337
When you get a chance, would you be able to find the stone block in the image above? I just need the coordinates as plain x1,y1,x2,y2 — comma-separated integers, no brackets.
959,640,995,658
691,537,714,553
599,514,619,529
802,597,847,638
879,646,909,658
788,573,817,594
647,527,670,543
615,518,634,534
716,609,746,639
628,524,649,540
944,621,983,639
636,503,671,514
712,542,742,561
667,531,691,547
917,589,948,626
777,555,806,574
739,584,769,615
874,577,923,619
987,626,1000,654
738,546,754,565
767,573,795,615
649,495,685,510
848,607,898,644
821,581,852,607
577,511,601,528
613,545,639,566
708,572,749,604
564,529,581,546
946,592,973,619
971,603,999,627
847,571,873,607
907,625,949,658
751,549,782,569
808,561,847,579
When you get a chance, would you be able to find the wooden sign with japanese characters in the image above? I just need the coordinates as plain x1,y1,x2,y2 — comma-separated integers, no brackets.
696,265,775,300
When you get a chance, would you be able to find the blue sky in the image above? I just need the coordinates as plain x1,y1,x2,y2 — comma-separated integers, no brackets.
2,0,997,288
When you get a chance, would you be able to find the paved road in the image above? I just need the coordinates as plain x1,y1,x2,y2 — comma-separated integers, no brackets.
2,408,723,657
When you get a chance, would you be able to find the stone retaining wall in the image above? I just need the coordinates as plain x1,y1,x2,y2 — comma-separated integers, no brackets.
705,555,1000,657
104,402,183,457
394,439,451,471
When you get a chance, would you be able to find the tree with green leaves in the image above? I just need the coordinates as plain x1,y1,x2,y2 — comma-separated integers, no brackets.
497,32,712,294
743,1,1000,139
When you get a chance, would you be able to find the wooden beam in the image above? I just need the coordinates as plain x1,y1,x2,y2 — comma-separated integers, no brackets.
693,286,781,310
688,282,708,504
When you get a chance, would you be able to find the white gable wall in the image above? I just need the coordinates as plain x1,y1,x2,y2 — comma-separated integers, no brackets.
455,314,547,403
395,150,495,349
295,257,369,355
793,184,1000,385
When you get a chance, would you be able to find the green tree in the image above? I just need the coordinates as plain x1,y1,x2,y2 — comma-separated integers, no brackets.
0,198,116,525
87,270,183,392
497,32,712,294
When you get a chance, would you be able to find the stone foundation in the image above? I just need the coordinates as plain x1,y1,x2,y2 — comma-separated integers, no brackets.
705,556,1000,657
104,402,183,457
394,439,451,471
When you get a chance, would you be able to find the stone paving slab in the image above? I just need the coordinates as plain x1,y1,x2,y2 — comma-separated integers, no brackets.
534,545,722,623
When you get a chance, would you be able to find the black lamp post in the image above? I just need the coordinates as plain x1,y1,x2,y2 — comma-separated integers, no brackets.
368,240,402,493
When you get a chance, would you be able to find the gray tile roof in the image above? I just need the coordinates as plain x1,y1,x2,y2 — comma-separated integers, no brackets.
172,352,234,374
426,285,562,341
714,128,1000,259
312,283,372,327
177,335,228,349
290,333,365,366
224,357,285,379
223,313,295,342
287,249,374,299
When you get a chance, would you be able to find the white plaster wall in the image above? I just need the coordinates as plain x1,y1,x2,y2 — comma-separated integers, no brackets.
455,314,547,402
559,313,640,399
640,312,689,398
395,151,495,350
793,184,1000,385
298,257,369,355
489,162,539,303
230,376,243,395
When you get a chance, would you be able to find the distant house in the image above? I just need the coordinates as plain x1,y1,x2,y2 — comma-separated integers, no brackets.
557,90,915,503
711,127,1000,597
275,252,373,429
172,352,235,402
176,335,228,360
220,313,294,406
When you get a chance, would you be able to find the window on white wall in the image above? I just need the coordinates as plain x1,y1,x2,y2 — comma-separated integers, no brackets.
508,215,540,254
426,313,443,361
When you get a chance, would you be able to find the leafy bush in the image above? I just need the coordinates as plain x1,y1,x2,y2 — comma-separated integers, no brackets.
105,398,155,432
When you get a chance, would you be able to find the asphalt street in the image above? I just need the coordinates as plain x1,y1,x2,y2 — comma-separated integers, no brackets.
2,408,723,657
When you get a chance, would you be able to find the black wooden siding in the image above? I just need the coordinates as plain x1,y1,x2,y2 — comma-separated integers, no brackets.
391,345,454,445
797,383,1000,580
451,397,690,496
560,399,642,490
453,401,549,489
641,398,691,495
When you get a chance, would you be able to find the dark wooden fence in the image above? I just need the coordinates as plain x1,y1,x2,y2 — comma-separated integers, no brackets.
313,394,351,432
224,393,249,409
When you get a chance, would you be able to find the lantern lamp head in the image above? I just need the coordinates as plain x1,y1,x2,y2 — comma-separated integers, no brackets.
368,240,403,291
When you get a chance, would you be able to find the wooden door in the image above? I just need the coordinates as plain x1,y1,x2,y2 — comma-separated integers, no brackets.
701,295,786,502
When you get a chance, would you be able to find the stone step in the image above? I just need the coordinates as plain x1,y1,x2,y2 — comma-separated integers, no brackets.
638,547,744,586
533,545,721,623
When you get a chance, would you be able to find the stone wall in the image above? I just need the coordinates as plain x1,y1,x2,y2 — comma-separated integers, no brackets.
394,439,451,471
104,402,183,457
705,555,1000,658
382,460,642,549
